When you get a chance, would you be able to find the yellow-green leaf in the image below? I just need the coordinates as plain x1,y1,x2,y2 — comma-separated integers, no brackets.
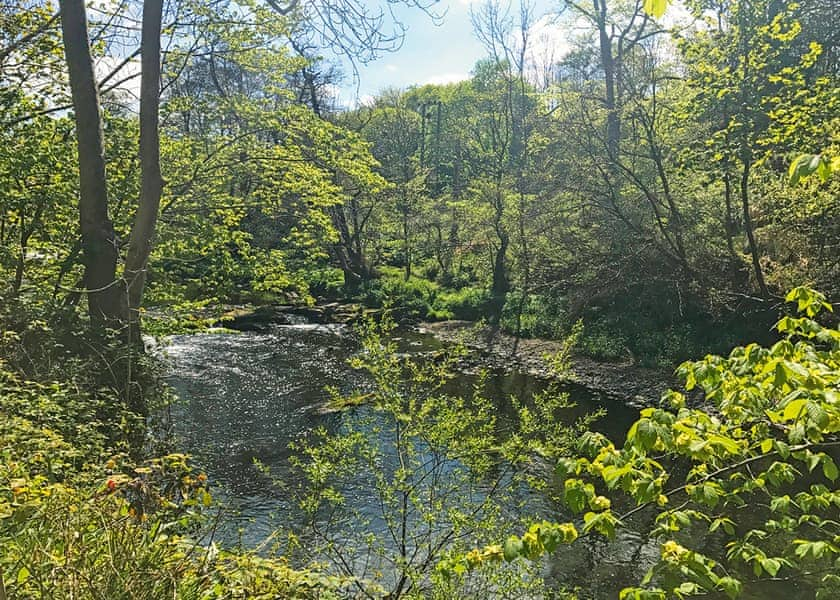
643,0,670,18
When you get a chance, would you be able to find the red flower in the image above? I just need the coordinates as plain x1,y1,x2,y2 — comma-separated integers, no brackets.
106,479,117,492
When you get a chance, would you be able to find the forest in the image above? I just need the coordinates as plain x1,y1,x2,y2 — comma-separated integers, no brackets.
1,0,838,597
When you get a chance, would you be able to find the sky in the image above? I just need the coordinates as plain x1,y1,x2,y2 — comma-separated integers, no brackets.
334,0,557,106
93,0,563,109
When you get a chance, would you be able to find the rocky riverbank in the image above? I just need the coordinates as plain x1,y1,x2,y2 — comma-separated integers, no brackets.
418,320,673,406
218,302,376,330
217,304,674,405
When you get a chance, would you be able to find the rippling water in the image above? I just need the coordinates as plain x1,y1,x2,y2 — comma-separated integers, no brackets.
162,324,806,598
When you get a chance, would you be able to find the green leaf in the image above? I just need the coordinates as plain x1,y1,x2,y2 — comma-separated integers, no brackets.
582,510,617,538
602,463,631,487
817,157,831,182
17,566,30,584
805,402,829,430
779,398,808,422
708,433,740,455
806,451,822,473
822,456,838,482
643,0,669,18
718,576,741,599
770,495,791,513
759,557,781,577
555,457,577,480
564,479,592,513
503,536,523,562
788,154,821,186
636,418,658,450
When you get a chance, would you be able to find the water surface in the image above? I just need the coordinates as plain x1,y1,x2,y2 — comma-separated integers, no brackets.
163,324,806,598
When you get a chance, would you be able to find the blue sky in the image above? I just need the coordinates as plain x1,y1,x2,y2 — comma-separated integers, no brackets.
336,0,555,104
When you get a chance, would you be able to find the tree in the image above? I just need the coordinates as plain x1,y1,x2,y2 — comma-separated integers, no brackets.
289,317,591,598
56,0,443,332
0,111,76,298
537,0,699,329
679,0,835,299
58,0,123,326
364,96,424,282
154,6,388,308
124,0,164,334
446,287,840,598
0,1,63,114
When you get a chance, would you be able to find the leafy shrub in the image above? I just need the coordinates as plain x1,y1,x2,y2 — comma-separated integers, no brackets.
0,359,338,599
500,290,568,339
286,317,593,598
577,322,632,362
448,288,840,599
431,287,490,321
2,482,342,599
305,266,346,298
357,271,441,319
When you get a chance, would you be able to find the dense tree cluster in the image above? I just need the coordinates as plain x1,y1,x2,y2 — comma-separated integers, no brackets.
1,0,837,365
339,0,839,362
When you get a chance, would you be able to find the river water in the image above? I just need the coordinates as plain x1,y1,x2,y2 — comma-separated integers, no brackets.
162,323,807,598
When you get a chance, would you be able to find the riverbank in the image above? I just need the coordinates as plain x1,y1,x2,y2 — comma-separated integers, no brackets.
215,303,674,405
418,320,672,406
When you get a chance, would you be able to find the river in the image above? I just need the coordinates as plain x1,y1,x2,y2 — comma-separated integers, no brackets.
162,323,807,599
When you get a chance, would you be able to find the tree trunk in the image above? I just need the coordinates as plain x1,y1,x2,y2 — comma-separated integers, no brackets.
723,170,737,259
12,207,42,295
124,0,164,333
59,0,123,326
402,201,411,281
329,205,368,290
13,215,27,295
739,160,769,298
595,0,619,162
489,231,509,326
489,176,509,326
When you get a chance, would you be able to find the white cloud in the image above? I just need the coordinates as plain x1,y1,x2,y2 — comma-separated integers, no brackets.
522,13,577,89
385,64,399,72
424,72,469,85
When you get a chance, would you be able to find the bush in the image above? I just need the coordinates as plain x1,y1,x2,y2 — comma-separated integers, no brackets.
448,288,840,599
577,323,632,362
3,482,342,599
500,290,568,339
577,312,753,368
432,287,490,321
356,271,441,320
285,317,595,598
305,266,346,299
0,361,339,599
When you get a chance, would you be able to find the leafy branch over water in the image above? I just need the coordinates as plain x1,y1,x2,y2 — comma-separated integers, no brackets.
282,315,594,598
444,288,840,599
